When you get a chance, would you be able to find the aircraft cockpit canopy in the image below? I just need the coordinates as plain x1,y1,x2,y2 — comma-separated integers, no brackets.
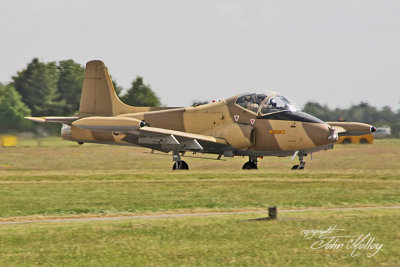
235,93,299,115
235,93,267,113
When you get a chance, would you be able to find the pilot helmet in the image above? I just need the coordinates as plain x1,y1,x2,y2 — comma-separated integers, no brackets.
270,98,278,107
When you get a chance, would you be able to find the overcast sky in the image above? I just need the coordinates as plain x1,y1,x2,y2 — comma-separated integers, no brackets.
1,0,399,110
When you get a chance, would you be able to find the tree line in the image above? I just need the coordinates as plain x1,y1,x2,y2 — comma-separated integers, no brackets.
0,58,161,133
0,58,399,137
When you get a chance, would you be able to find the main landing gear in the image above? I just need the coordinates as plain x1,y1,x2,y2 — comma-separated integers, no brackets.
173,161,189,170
242,157,258,170
292,154,306,170
172,150,189,170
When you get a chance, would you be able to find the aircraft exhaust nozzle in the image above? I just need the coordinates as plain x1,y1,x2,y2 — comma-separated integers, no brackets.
72,117,145,132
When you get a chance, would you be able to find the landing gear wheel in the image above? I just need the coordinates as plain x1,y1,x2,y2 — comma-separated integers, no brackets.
242,161,258,170
172,161,189,170
292,154,306,170
291,164,305,170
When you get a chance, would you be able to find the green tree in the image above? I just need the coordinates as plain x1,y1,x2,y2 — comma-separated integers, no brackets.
0,83,31,131
303,102,333,121
57,60,84,115
121,77,161,107
12,58,65,116
346,102,378,125
57,63,123,113
378,106,396,124
111,76,123,97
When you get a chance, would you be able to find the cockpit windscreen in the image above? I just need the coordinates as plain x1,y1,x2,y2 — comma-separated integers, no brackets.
260,95,299,114
235,93,299,114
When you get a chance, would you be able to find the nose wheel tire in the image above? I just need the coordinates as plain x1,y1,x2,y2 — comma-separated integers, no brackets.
292,154,306,170
173,161,189,170
242,161,258,170
291,164,305,170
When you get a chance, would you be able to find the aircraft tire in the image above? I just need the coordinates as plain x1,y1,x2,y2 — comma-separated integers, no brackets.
291,165,304,170
242,161,258,170
172,161,189,170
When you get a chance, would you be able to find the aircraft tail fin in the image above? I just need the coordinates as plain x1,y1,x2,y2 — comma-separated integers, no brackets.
79,60,133,116
79,60,165,116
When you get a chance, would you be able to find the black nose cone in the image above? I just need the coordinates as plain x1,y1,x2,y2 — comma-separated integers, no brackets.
371,126,377,133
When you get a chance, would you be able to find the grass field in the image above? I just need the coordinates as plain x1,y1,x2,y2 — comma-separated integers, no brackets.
0,137,399,266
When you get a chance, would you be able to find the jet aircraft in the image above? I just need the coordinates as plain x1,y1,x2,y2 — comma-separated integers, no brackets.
26,60,376,170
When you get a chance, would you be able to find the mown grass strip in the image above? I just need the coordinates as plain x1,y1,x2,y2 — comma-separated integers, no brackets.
0,179,398,217
0,209,398,266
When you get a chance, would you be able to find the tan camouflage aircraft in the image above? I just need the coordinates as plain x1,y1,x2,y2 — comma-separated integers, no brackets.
26,60,376,170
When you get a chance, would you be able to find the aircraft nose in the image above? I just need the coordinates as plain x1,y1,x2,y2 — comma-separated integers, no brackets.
303,123,337,146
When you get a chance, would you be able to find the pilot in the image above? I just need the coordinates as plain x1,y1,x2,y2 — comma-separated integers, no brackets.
243,95,258,112
256,94,265,104
247,103,259,113
236,95,248,108
269,98,278,108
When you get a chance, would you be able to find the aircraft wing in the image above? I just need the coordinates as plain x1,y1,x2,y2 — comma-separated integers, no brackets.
327,122,376,136
72,116,229,152
131,126,228,152
25,116,79,125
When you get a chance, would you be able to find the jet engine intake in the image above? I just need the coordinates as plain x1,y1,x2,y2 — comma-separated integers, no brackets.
203,123,255,149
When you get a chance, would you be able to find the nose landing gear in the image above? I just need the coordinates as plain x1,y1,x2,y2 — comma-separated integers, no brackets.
292,154,306,170
242,156,258,170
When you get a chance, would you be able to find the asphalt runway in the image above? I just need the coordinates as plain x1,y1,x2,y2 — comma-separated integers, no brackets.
0,206,399,225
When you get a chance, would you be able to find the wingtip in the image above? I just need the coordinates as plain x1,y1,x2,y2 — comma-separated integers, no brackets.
25,117,45,123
